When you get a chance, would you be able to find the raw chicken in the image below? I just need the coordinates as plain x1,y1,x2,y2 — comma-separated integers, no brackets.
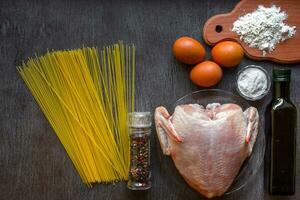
154,103,259,198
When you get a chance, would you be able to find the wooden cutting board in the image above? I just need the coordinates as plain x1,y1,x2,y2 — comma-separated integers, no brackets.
203,0,300,64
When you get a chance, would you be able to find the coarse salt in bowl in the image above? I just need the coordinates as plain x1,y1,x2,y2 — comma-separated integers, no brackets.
236,65,271,101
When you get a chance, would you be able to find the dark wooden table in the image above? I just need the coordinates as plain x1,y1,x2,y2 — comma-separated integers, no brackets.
1,0,299,199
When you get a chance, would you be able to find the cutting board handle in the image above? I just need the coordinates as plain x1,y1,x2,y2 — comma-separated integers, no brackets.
203,13,238,45
203,0,247,45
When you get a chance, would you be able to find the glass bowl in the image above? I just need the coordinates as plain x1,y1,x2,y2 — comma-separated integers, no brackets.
236,65,271,101
159,89,265,196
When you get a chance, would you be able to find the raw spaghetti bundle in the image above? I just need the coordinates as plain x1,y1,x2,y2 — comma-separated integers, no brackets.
18,42,135,186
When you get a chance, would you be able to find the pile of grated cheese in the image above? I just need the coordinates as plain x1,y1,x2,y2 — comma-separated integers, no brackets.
232,5,296,56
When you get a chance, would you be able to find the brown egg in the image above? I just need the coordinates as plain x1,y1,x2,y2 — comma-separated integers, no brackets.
172,37,206,65
190,61,223,87
211,41,244,67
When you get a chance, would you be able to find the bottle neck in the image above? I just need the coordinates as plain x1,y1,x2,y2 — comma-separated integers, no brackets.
273,81,290,100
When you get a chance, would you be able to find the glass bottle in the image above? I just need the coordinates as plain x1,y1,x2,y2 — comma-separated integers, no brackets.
269,68,297,195
127,112,151,190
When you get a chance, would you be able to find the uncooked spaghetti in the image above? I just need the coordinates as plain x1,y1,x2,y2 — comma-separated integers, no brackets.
17,42,135,185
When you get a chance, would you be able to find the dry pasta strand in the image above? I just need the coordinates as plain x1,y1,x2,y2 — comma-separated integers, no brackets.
18,42,135,185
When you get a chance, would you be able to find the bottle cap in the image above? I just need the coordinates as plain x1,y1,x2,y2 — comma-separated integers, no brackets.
127,112,152,128
273,68,291,82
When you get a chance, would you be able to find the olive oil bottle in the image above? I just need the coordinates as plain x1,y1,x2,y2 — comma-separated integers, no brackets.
269,68,297,195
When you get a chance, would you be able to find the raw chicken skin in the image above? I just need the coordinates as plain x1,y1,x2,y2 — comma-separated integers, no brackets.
154,103,259,198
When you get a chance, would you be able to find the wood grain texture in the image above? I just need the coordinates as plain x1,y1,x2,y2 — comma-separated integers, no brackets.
0,0,299,200
203,0,300,63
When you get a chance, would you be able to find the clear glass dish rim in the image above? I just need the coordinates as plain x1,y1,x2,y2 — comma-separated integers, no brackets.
172,89,265,195
173,89,249,109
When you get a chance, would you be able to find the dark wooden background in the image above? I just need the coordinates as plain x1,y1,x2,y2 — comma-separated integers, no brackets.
1,0,299,199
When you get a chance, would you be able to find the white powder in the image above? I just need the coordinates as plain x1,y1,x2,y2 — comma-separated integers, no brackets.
237,67,269,99
232,5,296,56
